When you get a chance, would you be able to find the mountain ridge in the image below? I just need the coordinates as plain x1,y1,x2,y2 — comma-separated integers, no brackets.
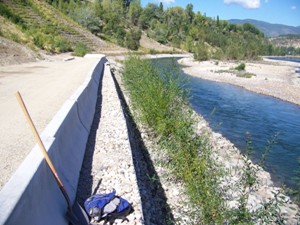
228,19,300,37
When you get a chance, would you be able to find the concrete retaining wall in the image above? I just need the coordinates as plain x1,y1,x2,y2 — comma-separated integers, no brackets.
0,55,107,225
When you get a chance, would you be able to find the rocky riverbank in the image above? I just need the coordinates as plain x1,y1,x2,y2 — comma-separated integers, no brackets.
204,122,299,224
108,56,299,224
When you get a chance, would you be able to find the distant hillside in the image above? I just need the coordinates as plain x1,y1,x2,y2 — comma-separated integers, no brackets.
270,34,300,49
228,19,300,37
0,0,292,60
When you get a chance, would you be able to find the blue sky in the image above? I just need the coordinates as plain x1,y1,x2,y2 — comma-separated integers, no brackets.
140,0,300,27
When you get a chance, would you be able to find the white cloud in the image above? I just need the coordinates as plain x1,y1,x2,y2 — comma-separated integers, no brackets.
159,0,175,4
224,0,261,9
291,5,297,10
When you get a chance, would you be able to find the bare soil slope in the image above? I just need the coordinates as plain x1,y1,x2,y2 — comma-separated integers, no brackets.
0,37,39,66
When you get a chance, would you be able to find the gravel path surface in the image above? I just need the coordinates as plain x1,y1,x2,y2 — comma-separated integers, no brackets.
0,54,99,190
76,62,144,224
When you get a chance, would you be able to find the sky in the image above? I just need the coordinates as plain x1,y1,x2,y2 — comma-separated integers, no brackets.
140,0,300,27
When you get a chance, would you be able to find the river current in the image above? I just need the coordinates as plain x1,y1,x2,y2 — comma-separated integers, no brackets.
153,57,300,189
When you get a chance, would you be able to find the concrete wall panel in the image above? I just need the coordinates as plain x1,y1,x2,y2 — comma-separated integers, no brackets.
0,136,69,225
0,56,106,225
52,102,89,199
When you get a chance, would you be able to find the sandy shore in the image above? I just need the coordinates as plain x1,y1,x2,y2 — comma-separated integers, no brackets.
0,54,99,190
178,57,300,106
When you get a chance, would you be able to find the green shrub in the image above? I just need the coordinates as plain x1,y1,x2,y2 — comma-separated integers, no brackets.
235,63,246,71
73,42,89,57
114,26,126,47
123,57,188,136
125,28,142,50
10,33,22,43
0,3,27,29
236,72,256,78
53,37,72,53
68,6,100,33
225,42,244,60
32,32,48,49
122,57,224,223
194,42,208,61
149,48,158,54
212,49,224,60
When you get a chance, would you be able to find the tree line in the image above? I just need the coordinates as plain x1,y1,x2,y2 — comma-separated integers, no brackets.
47,0,299,59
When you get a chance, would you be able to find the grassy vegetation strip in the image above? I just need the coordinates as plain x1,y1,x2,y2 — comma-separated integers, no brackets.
122,56,225,224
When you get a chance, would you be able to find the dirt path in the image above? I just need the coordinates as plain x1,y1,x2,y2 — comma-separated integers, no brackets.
0,54,99,190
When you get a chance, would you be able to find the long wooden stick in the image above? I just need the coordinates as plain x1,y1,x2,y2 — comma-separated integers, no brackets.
15,91,72,209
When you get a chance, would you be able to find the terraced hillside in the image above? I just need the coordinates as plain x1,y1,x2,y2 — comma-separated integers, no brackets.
0,0,127,55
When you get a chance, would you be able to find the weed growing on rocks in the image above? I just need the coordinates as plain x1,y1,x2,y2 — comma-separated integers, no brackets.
73,42,89,57
235,63,246,71
122,56,224,223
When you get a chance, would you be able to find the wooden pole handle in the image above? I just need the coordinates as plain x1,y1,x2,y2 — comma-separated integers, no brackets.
15,91,72,208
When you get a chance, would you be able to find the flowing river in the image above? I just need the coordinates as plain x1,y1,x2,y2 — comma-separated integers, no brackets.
153,57,300,189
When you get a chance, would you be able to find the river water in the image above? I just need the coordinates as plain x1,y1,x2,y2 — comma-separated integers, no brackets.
188,73,300,188
153,57,300,189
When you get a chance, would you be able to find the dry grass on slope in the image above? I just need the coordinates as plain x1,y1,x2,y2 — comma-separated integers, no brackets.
139,34,185,53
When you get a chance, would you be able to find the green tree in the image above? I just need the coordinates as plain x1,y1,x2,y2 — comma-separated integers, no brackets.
115,26,126,46
194,42,208,61
159,2,164,15
125,28,142,50
185,3,194,24
243,22,260,35
225,40,243,60
68,6,100,33
128,0,142,26
184,36,194,52
153,22,168,44
139,3,160,29
101,0,126,38
164,6,186,45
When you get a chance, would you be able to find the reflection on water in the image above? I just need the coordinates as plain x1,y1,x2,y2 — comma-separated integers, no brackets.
267,57,300,63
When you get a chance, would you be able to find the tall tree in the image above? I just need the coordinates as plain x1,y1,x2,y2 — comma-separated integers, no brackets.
128,0,142,26
185,3,194,24
139,3,160,29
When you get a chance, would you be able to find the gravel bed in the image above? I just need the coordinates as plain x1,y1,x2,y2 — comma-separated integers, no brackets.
76,62,143,224
76,59,192,225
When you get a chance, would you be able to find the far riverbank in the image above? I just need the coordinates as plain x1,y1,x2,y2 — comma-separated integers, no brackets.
178,57,300,106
